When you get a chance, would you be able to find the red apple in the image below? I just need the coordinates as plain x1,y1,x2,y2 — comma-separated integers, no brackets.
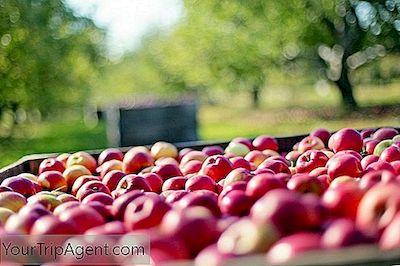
115,174,151,194
97,159,123,177
181,160,203,175
162,176,187,191
329,128,363,153
232,137,253,150
287,174,323,196
229,156,252,170
392,161,400,175
185,174,216,192
56,153,70,165
361,155,379,170
295,150,329,173
327,154,362,180
180,150,208,166
176,191,220,217
331,150,363,160
66,151,97,173
359,170,396,190
245,150,269,167
102,170,125,192
27,193,62,211
56,193,78,203
38,158,65,174
356,182,400,237
82,192,113,205
85,220,127,235
202,145,224,156
194,244,233,266
380,212,400,250
223,168,253,188
37,171,67,192
360,128,375,139
298,136,325,153
380,145,400,162
155,157,179,166
310,128,331,145
252,135,279,152
0,192,27,212
219,190,253,217
309,167,328,177
151,141,178,159
178,148,193,162
122,147,154,174
111,190,145,220
59,204,105,234
165,190,190,204
97,148,124,165
364,139,380,155
71,175,100,195
124,195,171,231
322,182,364,219
30,215,78,235
266,232,322,264
257,159,291,174
200,155,233,182
285,151,302,165
151,163,183,180
0,186,13,193
366,160,396,174
160,206,219,257
1,176,36,197
63,165,92,188
142,173,163,193
372,127,399,140
245,173,285,200
76,180,111,201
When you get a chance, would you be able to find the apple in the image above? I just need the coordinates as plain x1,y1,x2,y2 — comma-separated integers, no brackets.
295,150,329,173
360,128,375,139
224,142,250,157
246,173,285,200
66,151,97,173
380,212,400,250
30,215,78,235
122,147,154,174
27,193,62,211
298,136,325,153
151,163,183,180
141,173,163,193
229,156,252,170
364,139,380,155
37,171,67,192
380,145,400,162
329,175,359,189
102,170,125,192
373,139,394,156
181,160,203,175
359,170,396,190
111,190,145,220
17,173,38,183
245,150,269,167
223,168,253,188
219,190,253,217
151,141,178,159
85,220,127,235
356,182,400,237
97,148,124,165
250,189,315,235
322,218,372,248
202,145,224,156
0,191,27,212
285,151,302,165
310,128,331,145
148,232,190,262
165,190,190,204
217,218,279,256
252,135,279,152
53,200,80,216
266,232,322,264
232,137,253,150
71,175,100,195
178,148,194,162
180,150,208,166
115,174,151,194
372,127,399,140
366,160,396,174
309,167,328,177
160,206,219,257
194,244,233,266
5,204,51,234
176,190,220,217
330,128,363,153
331,150,362,161
327,154,362,180
0,207,14,225
185,174,216,192
200,155,233,182
76,180,111,201
58,204,105,233
124,195,171,230
96,159,123,177
361,155,379,170
155,157,179,166
56,153,70,164
82,192,114,205
392,161,400,175
162,176,187,191
257,159,291,174
1,176,36,197
38,158,65,174
287,174,324,196
63,165,92,188
56,193,78,203
218,181,248,202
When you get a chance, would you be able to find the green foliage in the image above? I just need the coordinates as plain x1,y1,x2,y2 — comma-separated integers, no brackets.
0,0,105,117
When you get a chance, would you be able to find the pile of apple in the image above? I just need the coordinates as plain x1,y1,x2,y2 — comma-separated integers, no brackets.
0,127,400,265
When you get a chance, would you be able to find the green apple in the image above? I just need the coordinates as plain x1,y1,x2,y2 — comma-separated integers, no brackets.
393,135,400,143
225,142,250,157
374,140,394,156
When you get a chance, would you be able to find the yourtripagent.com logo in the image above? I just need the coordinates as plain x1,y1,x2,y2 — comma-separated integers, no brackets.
0,234,150,265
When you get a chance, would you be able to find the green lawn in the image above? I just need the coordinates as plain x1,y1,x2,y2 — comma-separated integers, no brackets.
0,83,399,169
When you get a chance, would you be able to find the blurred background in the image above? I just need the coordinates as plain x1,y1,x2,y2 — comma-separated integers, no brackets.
0,0,399,167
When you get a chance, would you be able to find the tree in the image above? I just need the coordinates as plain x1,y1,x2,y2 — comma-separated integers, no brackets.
0,0,105,122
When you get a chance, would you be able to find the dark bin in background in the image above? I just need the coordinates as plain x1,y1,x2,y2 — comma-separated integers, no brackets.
105,102,198,147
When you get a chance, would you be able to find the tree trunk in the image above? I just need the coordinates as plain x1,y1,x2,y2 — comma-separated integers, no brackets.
251,85,261,109
335,64,358,111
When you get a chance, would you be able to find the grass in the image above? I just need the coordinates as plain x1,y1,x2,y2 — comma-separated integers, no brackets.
0,82,399,169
